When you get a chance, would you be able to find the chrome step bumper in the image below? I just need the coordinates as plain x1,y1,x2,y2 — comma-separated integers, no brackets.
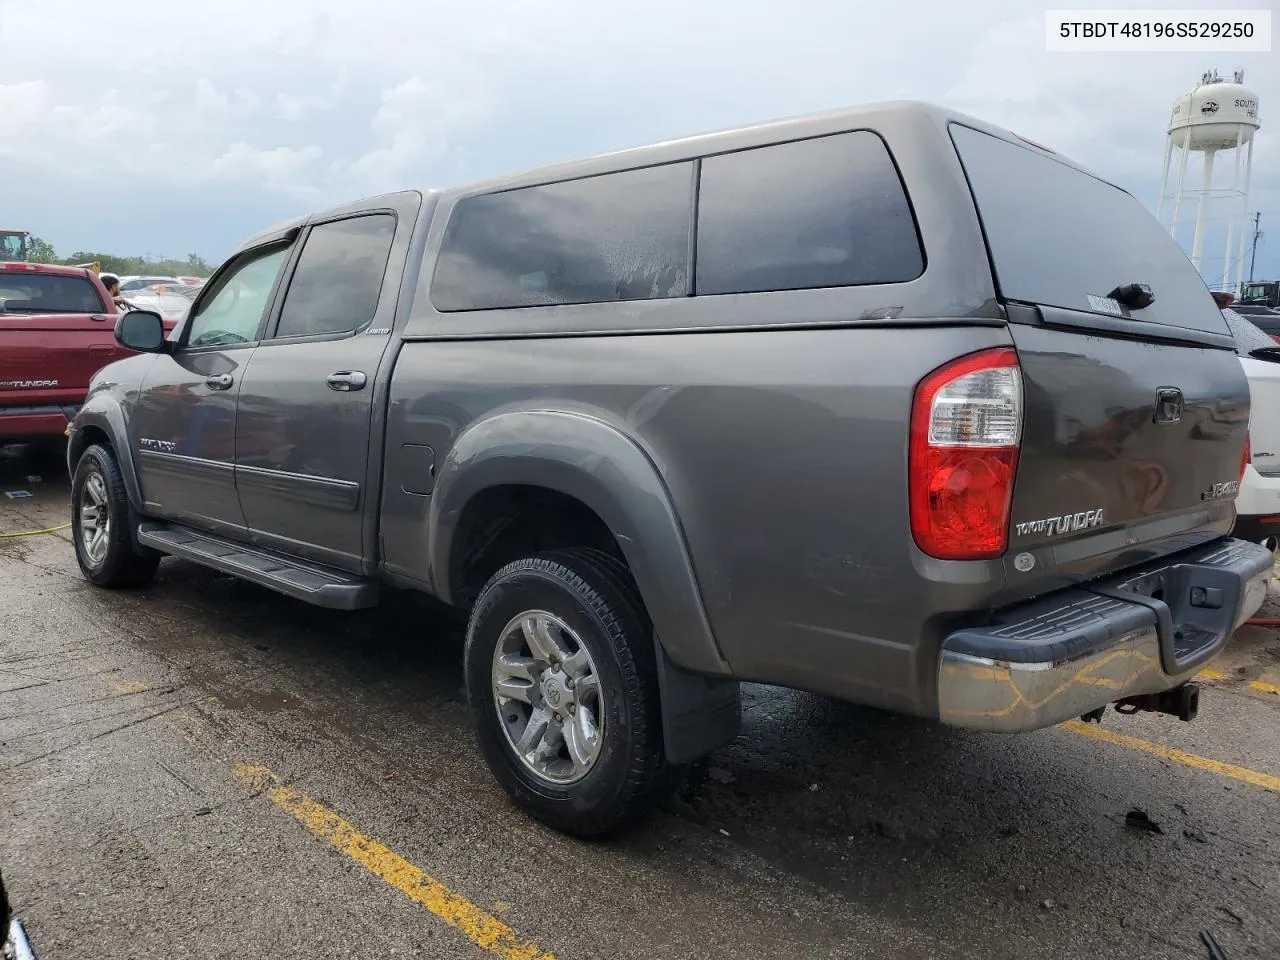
937,537,1274,733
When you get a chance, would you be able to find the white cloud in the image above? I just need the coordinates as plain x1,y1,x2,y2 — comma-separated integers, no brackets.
335,74,494,188
277,92,334,123
0,78,320,191
0,0,1275,279
211,143,323,186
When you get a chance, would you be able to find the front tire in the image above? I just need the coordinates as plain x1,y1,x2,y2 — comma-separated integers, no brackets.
71,444,160,588
464,548,669,837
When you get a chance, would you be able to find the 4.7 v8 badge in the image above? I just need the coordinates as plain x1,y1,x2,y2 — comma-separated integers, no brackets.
1200,480,1240,501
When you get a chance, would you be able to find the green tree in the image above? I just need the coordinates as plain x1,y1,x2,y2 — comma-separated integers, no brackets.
5,237,217,277
25,235,58,263
60,251,215,278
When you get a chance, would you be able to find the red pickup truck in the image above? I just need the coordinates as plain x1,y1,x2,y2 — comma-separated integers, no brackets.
0,262,177,451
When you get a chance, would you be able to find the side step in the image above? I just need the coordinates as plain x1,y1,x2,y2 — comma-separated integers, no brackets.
137,521,378,610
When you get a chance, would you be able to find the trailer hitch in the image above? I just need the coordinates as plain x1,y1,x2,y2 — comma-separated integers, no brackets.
1113,682,1200,722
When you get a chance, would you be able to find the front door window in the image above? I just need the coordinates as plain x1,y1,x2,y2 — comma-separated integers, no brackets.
186,247,288,348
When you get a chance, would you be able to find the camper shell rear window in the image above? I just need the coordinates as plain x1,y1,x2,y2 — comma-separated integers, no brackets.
949,123,1229,338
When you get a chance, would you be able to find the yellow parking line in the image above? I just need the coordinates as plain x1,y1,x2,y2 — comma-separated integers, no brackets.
236,764,556,960
1198,668,1280,698
1062,721,1280,793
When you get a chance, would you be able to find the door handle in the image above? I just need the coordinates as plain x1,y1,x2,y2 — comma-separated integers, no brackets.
206,373,234,390
326,371,367,392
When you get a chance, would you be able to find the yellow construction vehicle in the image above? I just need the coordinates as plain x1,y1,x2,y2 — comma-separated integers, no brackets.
0,229,29,262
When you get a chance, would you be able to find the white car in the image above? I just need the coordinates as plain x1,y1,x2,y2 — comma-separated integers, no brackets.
1224,307,1280,549
126,289,193,324
116,275,178,293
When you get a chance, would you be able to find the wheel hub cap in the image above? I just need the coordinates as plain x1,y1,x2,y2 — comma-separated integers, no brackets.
78,470,111,565
541,671,569,712
492,610,604,785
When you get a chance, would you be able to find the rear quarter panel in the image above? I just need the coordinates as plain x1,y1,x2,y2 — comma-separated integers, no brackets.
384,324,1015,714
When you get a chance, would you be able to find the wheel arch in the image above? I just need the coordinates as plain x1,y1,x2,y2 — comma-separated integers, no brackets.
68,395,142,510
429,409,728,678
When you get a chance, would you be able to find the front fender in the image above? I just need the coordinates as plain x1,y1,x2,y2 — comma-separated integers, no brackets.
428,409,730,676
69,390,142,510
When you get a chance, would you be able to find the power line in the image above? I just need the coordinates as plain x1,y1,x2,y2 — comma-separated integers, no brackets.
1248,212,1263,282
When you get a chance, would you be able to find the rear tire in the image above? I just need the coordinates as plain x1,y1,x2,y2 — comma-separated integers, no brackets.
71,444,160,588
464,547,669,838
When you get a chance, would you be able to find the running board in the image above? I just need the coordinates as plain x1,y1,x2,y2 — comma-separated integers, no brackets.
136,521,378,610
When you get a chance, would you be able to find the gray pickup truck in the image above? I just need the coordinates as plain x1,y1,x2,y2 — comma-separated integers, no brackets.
67,101,1273,837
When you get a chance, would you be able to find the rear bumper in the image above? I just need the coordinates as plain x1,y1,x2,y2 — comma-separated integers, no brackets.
937,537,1274,733
0,404,77,441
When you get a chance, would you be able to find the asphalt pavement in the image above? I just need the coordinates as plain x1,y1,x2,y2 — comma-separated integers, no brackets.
2,442,1278,960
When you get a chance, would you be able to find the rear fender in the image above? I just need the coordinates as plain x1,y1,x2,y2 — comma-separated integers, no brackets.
429,409,727,674
429,409,741,762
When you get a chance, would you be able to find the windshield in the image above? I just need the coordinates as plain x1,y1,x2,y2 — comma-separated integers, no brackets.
949,123,1230,338
1240,283,1273,303
0,272,105,314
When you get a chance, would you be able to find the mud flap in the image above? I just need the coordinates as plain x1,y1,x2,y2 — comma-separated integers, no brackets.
654,640,741,765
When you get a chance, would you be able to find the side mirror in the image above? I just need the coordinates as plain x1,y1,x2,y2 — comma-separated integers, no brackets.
115,310,168,353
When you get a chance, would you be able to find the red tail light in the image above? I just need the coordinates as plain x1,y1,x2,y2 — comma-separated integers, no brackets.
909,348,1023,560
1240,432,1251,487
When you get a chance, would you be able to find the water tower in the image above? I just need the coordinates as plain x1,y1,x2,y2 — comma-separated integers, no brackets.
1156,69,1260,292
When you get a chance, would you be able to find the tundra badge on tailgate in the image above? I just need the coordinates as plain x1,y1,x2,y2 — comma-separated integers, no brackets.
1015,508,1105,538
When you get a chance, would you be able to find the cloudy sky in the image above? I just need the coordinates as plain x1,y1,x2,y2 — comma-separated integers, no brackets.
2,0,1276,285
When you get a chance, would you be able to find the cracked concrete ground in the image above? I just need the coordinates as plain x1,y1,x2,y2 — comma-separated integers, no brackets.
2,442,1279,960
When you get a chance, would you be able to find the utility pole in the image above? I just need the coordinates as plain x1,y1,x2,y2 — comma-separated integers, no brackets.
1248,212,1262,283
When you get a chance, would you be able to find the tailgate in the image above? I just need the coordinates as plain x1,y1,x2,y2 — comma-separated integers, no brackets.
0,313,122,409
1006,321,1246,558
949,122,1249,586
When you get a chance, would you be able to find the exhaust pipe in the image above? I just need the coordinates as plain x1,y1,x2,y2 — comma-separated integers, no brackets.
1114,682,1200,722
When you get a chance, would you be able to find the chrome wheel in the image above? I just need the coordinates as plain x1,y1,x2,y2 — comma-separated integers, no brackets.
78,470,111,565
492,610,604,785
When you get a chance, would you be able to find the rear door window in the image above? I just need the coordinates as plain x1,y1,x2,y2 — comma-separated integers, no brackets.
694,131,923,296
950,123,1229,337
274,214,397,338
431,163,693,311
